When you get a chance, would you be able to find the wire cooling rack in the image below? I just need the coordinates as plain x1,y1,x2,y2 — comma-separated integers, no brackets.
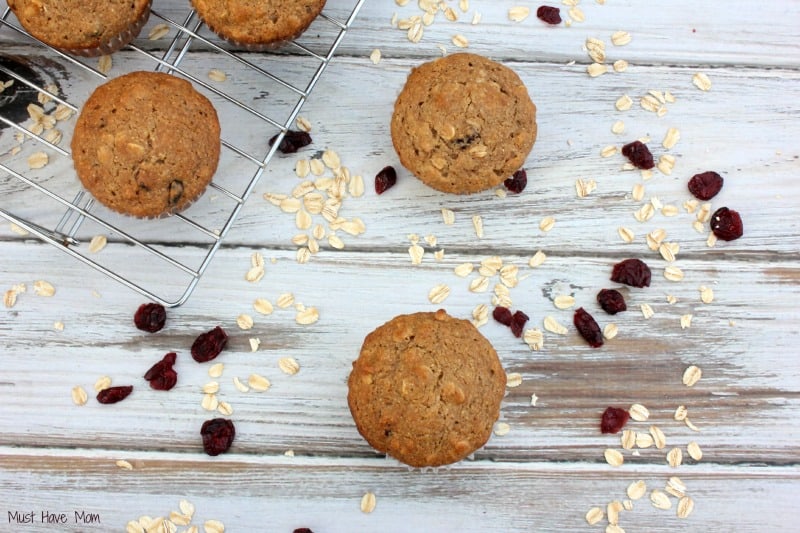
0,0,364,306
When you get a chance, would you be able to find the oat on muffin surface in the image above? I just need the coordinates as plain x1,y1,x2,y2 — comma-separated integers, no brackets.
347,309,506,467
390,53,537,194
71,71,221,218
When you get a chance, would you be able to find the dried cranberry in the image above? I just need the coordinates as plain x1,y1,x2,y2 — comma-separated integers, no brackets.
611,258,651,288
375,165,397,194
574,307,603,348
293,529,314,533
269,130,312,154
504,169,528,194
191,326,228,363
688,171,724,201
134,303,166,333
201,418,235,456
510,310,529,338
536,6,562,24
710,207,744,241
492,306,513,326
621,141,655,170
97,385,133,404
597,289,627,315
144,352,178,391
600,406,630,434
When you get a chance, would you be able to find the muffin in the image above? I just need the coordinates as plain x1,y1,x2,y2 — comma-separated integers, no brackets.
7,0,151,57
390,53,537,194
71,71,221,218
347,309,506,468
191,0,327,50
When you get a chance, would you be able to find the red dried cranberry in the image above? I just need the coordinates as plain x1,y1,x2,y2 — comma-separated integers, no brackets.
688,171,724,201
536,5,562,24
510,310,529,338
492,306,513,326
504,169,528,194
293,529,314,533
201,418,235,456
597,289,627,315
134,303,166,333
375,165,397,194
611,258,651,288
710,207,743,241
600,406,630,434
621,141,655,170
97,385,133,404
269,130,312,154
144,352,178,391
191,326,228,363
574,307,603,348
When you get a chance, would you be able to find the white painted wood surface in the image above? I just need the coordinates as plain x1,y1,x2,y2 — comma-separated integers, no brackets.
1,0,799,531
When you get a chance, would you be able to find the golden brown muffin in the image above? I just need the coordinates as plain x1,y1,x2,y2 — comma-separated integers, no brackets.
347,309,506,467
391,53,537,194
191,0,327,49
7,0,151,57
71,72,220,218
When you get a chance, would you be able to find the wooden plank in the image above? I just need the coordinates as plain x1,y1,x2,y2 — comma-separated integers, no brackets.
1,243,798,462
1,450,799,532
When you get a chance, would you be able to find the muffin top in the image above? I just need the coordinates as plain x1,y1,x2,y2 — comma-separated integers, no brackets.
391,53,537,194
191,0,327,46
71,71,220,218
347,309,506,467
7,0,151,52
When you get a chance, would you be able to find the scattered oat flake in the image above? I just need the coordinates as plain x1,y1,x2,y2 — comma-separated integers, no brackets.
651,489,672,510
278,357,300,375
539,216,555,232
208,69,227,82
553,295,575,310
667,447,683,467
276,293,295,308
470,215,484,238
693,72,712,91
674,405,688,421
428,283,451,304
147,23,170,40
613,59,629,72
662,127,681,149
441,208,455,225
543,316,568,335
88,235,107,253
627,480,647,500
687,441,703,461
296,306,319,325
603,323,618,339
33,280,55,297
27,151,48,169
233,376,250,393
587,63,608,77
204,519,225,533
53,321,64,331
71,386,88,406
680,314,693,329
620,429,635,450
508,6,530,21
699,285,714,303
530,393,539,406
236,314,254,330
4,290,17,308
677,496,695,519
369,48,382,64
494,422,511,436
116,459,133,470
248,373,271,392
585,507,604,525
611,30,632,45
664,266,684,282
650,425,666,449
249,337,261,352
529,250,546,267
524,328,544,351
640,303,654,319
201,393,219,411
97,55,112,74
629,403,650,422
452,34,469,48
506,372,523,388
615,94,633,111
618,226,635,243
207,363,224,379
604,448,624,467
636,432,654,448
408,243,424,265
94,376,112,392
360,492,377,513
682,365,702,386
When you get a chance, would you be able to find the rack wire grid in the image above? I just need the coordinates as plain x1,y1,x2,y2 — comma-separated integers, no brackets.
0,0,365,306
